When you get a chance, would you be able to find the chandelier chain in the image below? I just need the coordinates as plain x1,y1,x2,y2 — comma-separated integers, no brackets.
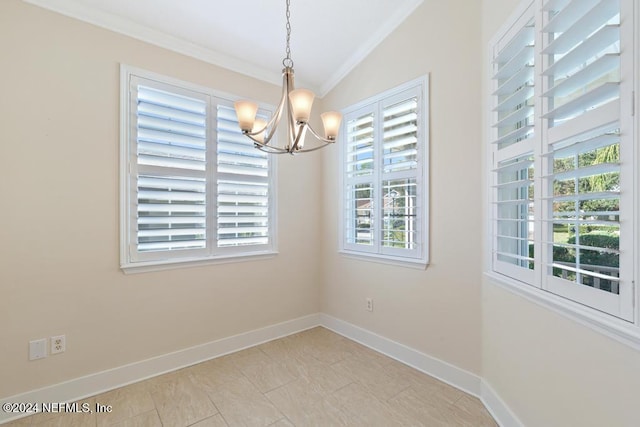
282,0,294,68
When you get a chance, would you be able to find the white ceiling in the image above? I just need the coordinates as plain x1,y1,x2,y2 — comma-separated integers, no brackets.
24,0,424,96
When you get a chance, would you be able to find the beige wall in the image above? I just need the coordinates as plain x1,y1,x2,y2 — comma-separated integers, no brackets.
320,0,483,374
481,1,640,426
482,284,640,426
0,0,322,397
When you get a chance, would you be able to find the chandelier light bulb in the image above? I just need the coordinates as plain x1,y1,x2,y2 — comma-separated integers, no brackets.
234,100,258,131
321,111,342,141
288,89,315,123
252,118,267,143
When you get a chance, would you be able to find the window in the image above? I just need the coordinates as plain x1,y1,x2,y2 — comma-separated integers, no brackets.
489,0,636,324
120,66,276,272
340,77,429,267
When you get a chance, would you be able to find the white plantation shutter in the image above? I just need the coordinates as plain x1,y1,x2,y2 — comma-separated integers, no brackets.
344,107,376,251
492,13,535,153
488,0,636,322
540,0,632,320
122,68,275,270
346,111,375,179
490,4,536,283
493,155,535,281
382,97,418,173
216,104,271,249
381,92,421,257
342,78,428,264
381,178,417,252
132,80,209,261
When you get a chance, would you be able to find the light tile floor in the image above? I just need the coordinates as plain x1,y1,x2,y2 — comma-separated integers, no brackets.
6,327,497,426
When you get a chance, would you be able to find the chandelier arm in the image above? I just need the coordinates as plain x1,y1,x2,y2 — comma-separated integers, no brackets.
283,67,297,149
290,122,307,151
244,125,276,146
243,73,289,146
254,144,291,154
305,123,338,144
287,107,298,149
243,127,277,146
249,137,290,153
265,71,290,138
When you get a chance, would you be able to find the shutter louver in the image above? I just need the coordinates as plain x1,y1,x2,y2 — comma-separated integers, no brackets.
344,109,376,249
547,123,622,295
135,85,208,254
492,16,535,151
216,104,270,248
381,179,417,249
380,96,419,251
494,155,535,276
346,113,375,178
345,183,375,246
542,0,620,131
382,98,418,173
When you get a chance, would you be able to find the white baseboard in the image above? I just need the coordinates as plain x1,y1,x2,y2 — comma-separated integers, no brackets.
0,314,321,425
319,314,482,397
481,380,524,427
1,313,520,427
320,314,521,427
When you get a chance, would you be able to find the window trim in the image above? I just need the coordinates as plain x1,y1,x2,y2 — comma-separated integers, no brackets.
485,0,640,349
119,65,278,274
338,75,430,269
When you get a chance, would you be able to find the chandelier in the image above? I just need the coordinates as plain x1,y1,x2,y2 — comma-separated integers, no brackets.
233,0,342,154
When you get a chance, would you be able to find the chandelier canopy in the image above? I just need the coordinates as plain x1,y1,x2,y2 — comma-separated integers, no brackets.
233,0,342,154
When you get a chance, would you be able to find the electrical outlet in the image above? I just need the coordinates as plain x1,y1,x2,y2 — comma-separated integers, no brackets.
29,339,47,360
366,298,373,312
51,335,65,355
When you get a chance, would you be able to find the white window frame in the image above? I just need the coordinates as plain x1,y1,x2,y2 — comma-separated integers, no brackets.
339,76,429,268
486,0,640,349
120,65,277,273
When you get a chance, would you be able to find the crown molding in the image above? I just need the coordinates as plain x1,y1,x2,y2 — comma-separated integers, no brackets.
22,0,287,89
23,0,423,97
318,0,424,97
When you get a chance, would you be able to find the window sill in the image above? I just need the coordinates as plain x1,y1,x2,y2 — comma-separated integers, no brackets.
121,250,278,274
484,271,640,351
339,250,428,270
